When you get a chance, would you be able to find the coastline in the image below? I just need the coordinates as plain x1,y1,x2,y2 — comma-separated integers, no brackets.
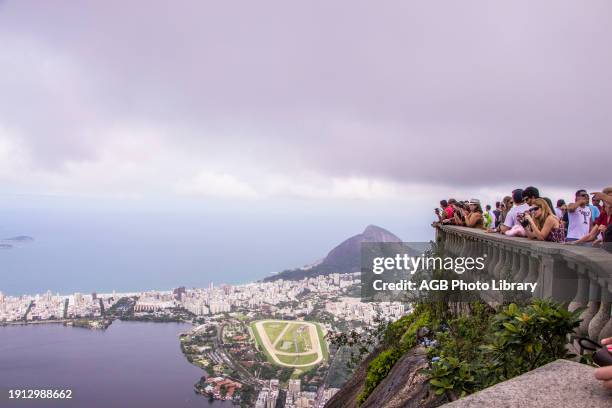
1,319,71,326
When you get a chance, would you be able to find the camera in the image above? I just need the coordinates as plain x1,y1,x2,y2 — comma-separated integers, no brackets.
517,212,530,228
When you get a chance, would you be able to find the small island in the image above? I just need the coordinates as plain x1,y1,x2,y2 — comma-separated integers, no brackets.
0,235,34,250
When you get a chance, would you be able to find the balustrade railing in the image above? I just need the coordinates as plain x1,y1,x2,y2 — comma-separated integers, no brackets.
436,225,612,342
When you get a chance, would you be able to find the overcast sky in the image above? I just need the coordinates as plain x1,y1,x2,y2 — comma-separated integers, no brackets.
1,0,610,211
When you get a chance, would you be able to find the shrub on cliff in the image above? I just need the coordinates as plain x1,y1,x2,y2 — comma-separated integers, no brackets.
358,348,402,405
356,307,433,405
335,299,580,406
428,299,581,399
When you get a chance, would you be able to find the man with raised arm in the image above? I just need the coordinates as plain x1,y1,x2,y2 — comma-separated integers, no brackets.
567,189,593,242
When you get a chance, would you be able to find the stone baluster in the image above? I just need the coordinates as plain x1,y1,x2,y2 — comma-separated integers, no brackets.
457,237,468,256
484,241,497,279
462,236,468,255
445,232,453,254
488,243,499,278
449,233,457,255
437,228,446,249
454,233,462,255
524,256,539,285
514,251,529,283
588,281,611,342
509,250,520,281
598,313,612,341
568,265,588,313
467,237,476,258
598,281,612,341
501,247,514,280
477,240,489,281
493,245,506,279
459,237,470,257
443,231,451,254
468,237,476,254
450,233,458,255
577,277,600,338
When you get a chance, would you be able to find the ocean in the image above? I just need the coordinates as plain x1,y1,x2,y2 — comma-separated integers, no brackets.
0,207,430,296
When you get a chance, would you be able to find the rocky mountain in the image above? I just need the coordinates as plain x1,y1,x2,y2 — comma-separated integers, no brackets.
263,225,403,282
358,346,441,408
325,346,446,408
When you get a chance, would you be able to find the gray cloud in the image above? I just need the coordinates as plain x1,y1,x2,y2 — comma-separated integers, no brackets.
1,0,610,194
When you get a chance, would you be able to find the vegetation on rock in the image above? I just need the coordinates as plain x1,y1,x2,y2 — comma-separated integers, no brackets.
332,299,581,406
427,299,581,399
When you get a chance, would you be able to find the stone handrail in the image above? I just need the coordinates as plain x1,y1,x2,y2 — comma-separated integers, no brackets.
435,225,612,342
442,359,611,407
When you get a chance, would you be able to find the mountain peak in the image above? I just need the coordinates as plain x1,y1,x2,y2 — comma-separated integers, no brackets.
362,225,401,242
363,224,381,233
263,225,402,282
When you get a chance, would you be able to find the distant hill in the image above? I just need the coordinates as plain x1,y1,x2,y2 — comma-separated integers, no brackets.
263,225,405,282
0,236,34,249
5,236,34,242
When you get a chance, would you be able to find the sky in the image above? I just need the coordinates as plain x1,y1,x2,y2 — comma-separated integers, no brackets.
1,0,610,202
0,1,611,293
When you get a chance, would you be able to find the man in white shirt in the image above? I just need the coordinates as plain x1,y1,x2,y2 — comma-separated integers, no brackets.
567,189,592,241
499,189,530,233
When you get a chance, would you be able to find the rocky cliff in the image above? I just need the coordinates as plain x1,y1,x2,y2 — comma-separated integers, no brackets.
325,346,445,408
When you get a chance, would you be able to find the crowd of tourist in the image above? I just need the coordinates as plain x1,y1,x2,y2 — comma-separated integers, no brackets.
434,187,612,389
433,186,612,248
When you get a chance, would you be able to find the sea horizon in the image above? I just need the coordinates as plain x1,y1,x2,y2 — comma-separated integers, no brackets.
0,206,434,296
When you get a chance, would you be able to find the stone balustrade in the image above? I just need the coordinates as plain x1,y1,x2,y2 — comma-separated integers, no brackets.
436,225,612,342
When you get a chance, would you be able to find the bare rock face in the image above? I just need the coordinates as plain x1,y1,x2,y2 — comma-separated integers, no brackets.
324,346,384,408
361,346,446,408
325,346,447,408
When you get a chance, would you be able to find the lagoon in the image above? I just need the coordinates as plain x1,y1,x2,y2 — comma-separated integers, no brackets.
0,321,232,407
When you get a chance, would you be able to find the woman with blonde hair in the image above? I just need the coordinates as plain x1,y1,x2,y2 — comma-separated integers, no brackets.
523,198,565,242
